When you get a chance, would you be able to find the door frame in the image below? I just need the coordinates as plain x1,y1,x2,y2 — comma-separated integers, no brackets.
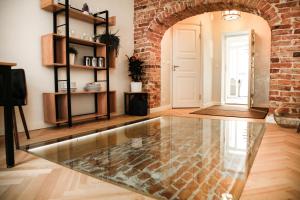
171,23,203,108
221,31,252,107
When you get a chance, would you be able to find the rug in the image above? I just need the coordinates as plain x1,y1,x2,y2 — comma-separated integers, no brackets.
191,105,269,119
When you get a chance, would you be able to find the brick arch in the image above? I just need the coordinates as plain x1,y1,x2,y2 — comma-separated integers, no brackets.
134,0,300,109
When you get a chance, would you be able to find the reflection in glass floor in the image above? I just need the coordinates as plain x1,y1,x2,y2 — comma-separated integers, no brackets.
29,116,265,200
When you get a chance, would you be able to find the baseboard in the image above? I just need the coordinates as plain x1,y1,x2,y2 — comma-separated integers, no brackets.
202,101,220,108
253,103,269,108
150,104,172,113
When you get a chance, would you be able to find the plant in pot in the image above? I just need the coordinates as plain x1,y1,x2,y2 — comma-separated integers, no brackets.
81,3,90,15
126,55,144,92
94,31,120,57
69,47,78,65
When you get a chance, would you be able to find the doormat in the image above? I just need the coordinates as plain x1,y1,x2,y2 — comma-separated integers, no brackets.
191,105,269,119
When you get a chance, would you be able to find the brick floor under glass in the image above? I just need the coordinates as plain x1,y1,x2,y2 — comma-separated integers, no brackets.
28,116,265,200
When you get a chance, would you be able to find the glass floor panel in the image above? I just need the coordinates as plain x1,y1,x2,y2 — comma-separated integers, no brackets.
28,116,265,200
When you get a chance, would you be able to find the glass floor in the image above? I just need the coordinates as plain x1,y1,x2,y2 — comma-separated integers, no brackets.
28,116,265,200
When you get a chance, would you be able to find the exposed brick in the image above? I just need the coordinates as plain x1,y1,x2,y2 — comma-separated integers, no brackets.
147,161,161,170
138,172,151,180
134,159,153,170
148,184,164,194
173,179,186,190
271,57,279,63
160,187,176,199
271,24,291,30
294,52,300,57
134,0,300,110
178,188,193,200
295,29,300,34
182,172,193,182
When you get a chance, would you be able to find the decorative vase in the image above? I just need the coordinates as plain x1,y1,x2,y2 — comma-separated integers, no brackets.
131,82,142,92
69,53,76,65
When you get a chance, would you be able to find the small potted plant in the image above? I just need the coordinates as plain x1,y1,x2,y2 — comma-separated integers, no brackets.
126,55,144,92
95,31,120,57
69,47,78,65
82,3,90,15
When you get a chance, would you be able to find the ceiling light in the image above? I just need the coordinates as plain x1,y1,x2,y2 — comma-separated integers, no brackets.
222,10,241,21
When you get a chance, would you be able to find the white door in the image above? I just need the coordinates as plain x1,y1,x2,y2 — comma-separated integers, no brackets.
172,24,201,108
224,33,249,105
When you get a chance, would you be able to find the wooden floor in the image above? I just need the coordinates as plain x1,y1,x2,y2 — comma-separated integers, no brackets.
0,109,299,200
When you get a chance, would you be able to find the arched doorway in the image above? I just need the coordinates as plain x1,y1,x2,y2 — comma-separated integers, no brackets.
134,0,300,111
160,11,271,109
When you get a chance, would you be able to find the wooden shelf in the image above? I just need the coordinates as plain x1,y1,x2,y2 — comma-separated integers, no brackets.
69,36,106,47
0,61,17,67
49,63,66,67
72,113,106,123
41,0,116,25
45,64,107,70
49,90,113,95
43,91,116,124
52,113,108,124
51,33,105,47
69,64,107,70
56,119,68,124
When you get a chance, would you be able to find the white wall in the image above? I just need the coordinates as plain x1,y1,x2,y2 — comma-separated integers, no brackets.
0,0,134,134
160,11,271,108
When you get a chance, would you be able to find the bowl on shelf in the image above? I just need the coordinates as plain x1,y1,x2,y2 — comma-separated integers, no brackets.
273,103,300,128
58,81,77,92
84,82,101,92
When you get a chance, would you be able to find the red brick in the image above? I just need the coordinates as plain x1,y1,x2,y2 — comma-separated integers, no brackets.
134,0,300,110
173,179,186,190
182,172,193,182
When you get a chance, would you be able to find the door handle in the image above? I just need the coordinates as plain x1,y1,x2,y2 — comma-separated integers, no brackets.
173,65,180,71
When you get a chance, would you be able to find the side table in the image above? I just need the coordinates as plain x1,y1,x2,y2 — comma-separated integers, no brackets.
124,92,148,116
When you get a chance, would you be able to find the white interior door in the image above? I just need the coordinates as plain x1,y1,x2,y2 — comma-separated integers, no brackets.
172,24,201,108
224,33,250,105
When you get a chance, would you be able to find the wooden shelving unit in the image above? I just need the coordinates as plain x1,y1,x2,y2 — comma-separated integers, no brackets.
40,0,117,126
43,91,116,124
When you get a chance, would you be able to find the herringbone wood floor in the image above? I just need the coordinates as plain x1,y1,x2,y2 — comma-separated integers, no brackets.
0,109,299,200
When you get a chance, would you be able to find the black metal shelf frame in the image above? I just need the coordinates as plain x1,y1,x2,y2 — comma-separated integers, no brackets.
52,0,111,127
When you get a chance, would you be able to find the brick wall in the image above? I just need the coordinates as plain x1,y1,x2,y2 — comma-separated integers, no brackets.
134,0,300,110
